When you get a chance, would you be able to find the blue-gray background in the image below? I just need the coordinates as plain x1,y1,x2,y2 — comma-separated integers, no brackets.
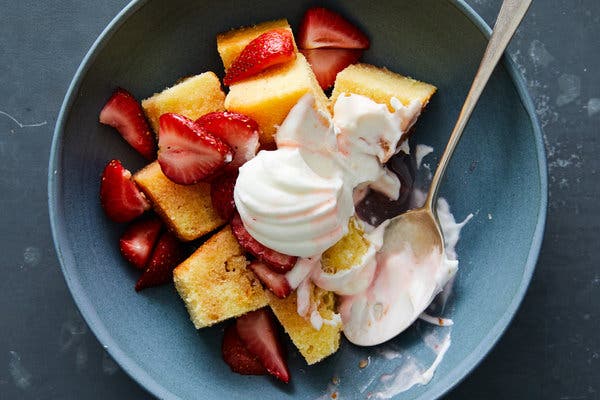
0,0,598,398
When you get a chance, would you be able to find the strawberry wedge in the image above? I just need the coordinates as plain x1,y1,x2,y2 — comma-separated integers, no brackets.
222,324,267,376
224,29,296,86
298,7,370,50
100,159,150,223
210,170,238,221
99,88,156,160
135,231,183,291
248,261,292,299
236,309,290,383
158,113,232,185
195,112,260,171
231,213,297,273
302,48,362,90
119,216,163,269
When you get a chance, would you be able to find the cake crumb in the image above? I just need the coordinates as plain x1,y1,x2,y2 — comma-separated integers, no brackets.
359,357,370,369
331,376,340,385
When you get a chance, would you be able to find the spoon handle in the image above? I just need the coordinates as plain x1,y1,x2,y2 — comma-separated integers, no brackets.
425,0,533,211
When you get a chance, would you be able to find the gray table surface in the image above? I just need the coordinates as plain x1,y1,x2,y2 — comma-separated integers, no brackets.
1,0,598,399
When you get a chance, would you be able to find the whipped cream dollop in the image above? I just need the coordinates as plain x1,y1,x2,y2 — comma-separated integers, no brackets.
235,147,354,257
334,95,421,163
333,95,421,201
234,93,420,257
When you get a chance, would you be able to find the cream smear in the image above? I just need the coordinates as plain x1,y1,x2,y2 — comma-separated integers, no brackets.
371,332,451,399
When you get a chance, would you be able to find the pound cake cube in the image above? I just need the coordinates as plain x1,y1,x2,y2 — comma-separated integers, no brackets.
141,72,225,133
174,226,268,329
225,54,329,146
269,285,341,365
133,162,224,241
330,63,437,112
217,19,296,71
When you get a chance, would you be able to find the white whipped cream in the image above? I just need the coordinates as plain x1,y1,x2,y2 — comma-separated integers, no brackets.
234,148,353,257
333,95,420,199
334,95,421,165
415,144,434,170
275,94,340,178
234,93,419,257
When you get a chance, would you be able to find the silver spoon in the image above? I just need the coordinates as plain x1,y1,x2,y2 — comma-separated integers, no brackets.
378,0,533,338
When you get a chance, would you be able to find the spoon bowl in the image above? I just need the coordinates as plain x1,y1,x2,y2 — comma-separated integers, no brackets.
381,208,443,259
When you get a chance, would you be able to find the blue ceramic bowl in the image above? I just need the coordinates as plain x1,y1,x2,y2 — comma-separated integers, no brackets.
49,0,547,399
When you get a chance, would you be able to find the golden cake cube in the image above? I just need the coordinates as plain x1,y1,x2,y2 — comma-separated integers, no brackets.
133,161,224,241
217,19,296,71
268,285,341,365
173,226,268,329
141,72,225,133
225,54,329,146
330,63,437,112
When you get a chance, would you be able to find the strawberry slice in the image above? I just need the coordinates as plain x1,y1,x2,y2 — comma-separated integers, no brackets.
210,170,238,221
99,88,156,160
302,48,362,90
100,159,150,223
222,324,267,376
231,213,297,273
223,29,296,86
135,231,183,291
248,261,292,299
119,216,163,269
195,112,260,170
158,113,232,185
298,7,370,50
236,309,290,383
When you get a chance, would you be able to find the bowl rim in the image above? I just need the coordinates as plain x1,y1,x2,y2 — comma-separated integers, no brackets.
48,1,548,399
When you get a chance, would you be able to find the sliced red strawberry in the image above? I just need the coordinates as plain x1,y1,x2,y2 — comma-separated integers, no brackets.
135,231,183,291
248,262,292,299
210,170,238,221
222,324,268,376
302,48,362,90
298,7,370,50
100,159,150,223
99,88,156,160
158,113,232,185
195,112,260,170
231,213,297,273
224,29,296,86
119,216,163,269
236,309,290,383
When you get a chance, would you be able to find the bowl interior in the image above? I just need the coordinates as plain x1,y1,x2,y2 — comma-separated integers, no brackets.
50,0,545,399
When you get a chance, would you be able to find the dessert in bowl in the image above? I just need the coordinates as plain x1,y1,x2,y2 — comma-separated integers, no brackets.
49,1,548,397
